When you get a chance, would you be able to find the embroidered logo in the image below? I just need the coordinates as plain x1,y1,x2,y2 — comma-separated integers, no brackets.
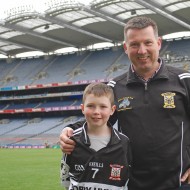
109,164,123,181
161,92,176,108
60,160,70,180
118,97,133,111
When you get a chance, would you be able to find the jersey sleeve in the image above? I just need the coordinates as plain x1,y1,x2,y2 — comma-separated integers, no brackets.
60,153,70,188
179,72,190,116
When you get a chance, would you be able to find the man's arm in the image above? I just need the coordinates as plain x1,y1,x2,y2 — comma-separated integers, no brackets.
59,111,118,154
181,72,190,184
59,120,85,154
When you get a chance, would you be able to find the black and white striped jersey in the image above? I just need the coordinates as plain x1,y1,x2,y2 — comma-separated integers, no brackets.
61,122,131,190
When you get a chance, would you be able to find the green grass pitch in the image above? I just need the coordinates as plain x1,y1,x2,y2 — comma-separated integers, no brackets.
0,148,65,190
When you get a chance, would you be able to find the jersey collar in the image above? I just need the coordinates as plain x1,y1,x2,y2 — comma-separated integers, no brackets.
79,122,123,147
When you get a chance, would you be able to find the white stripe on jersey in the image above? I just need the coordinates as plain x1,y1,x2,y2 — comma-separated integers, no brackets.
82,122,88,143
113,128,121,140
107,80,116,87
72,123,88,143
73,127,82,136
119,131,130,140
178,73,190,79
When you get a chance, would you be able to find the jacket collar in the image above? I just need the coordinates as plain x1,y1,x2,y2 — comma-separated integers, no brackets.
126,58,169,85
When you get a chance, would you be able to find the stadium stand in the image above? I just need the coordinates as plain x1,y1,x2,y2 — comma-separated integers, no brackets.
0,48,129,87
0,0,190,148
0,41,190,148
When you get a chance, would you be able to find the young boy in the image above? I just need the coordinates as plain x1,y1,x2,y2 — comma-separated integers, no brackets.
60,82,131,190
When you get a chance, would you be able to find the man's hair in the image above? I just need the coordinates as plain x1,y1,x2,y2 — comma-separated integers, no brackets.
124,16,158,41
82,83,114,105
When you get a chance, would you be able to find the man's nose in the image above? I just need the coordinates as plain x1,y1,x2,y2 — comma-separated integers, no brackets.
138,44,147,54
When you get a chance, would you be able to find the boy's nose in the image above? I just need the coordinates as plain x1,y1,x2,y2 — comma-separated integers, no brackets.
94,107,100,114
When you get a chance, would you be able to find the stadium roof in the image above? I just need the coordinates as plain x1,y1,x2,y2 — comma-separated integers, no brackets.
0,0,190,57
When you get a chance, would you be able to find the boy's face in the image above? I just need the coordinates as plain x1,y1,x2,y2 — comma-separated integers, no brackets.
81,94,115,129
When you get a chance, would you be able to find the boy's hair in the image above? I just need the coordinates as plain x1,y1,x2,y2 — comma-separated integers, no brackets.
124,16,158,41
82,83,114,105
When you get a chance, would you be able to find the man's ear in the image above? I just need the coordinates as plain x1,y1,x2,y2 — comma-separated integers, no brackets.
123,42,127,54
157,37,162,51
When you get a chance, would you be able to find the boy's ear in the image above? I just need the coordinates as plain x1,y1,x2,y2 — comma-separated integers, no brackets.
81,104,84,112
111,105,116,115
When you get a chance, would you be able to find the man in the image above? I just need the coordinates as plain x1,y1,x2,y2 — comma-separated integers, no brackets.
59,16,190,190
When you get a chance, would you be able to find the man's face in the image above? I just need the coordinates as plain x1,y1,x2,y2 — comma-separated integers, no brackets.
124,26,162,75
